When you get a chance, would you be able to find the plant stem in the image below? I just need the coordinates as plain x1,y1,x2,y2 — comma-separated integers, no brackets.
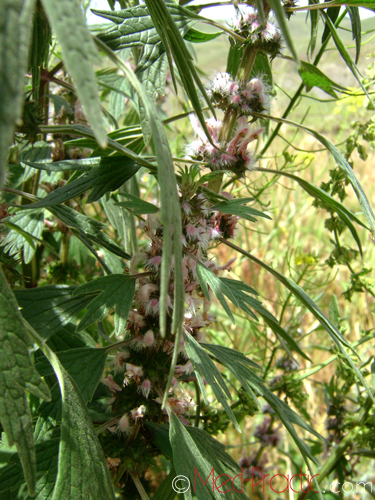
130,472,151,500
194,379,201,427
260,9,347,157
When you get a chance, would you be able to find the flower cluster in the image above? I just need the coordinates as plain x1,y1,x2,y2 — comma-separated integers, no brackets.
232,11,282,58
187,115,264,176
208,72,271,115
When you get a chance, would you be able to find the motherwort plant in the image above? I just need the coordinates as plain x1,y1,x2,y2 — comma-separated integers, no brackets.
1,1,375,500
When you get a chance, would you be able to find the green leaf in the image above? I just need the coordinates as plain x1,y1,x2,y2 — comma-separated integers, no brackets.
196,263,234,323
1,209,44,263
298,61,347,98
184,332,241,432
184,27,223,43
142,0,217,144
211,197,272,223
151,468,177,500
321,4,341,44
251,53,273,88
73,274,136,332
321,10,373,105
309,0,319,56
15,285,93,339
226,44,243,79
0,270,50,496
329,294,341,329
115,192,159,215
40,0,107,147
253,112,375,241
268,0,300,63
0,0,36,190
19,156,139,208
347,6,361,64
168,411,225,500
260,167,367,255
221,238,375,405
202,343,322,462
0,438,59,497
47,203,131,260
219,277,310,361
23,157,102,173
25,330,116,500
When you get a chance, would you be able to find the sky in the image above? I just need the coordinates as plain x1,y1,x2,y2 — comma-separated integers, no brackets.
87,0,374,24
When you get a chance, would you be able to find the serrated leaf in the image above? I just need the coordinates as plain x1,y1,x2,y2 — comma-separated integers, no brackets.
298,61,347,98
184,332,241,432
347,6,361,64
1,209,44,263
15,285,94,339
40,0,107,147
115,192,159,215
19,156,139,208
184,27,223,43
0,270,51,496
0,0,36,191
211,197,272,223
202,343,322,463
46,324,87,352
268,0,300,63
73,274,136,332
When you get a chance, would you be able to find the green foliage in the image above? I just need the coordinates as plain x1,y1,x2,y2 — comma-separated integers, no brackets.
1,1,375,499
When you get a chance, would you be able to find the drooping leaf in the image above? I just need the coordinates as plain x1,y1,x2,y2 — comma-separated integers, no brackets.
1,209,44,264
321,10,373,105
221,237,375,404
252,111,375,241
18,156,139,208
14,285,94,339
40,0,107,147
268,0,300,63
73,274,136,332
115,192,159,215
0,0,36,190
298,61,347,98
211,197,272,223
184,27,223,43
184,332,241,432
0,270,50,496
47,204,131,260
202,343,322,463
347,6,361,64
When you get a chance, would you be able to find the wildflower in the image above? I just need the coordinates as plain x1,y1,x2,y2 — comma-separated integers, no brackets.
147,255,162,271
101,375,122,393
139,283,159,304
125,363,143,382
114,351,130,369
175,361,194,375
106,457,121,470
118,413,132,433
130,405,147,423
139,379,152,399
144,329,155,347
145,297,159,316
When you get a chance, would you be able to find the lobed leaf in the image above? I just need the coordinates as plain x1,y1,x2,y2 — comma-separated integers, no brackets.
73,274,136,332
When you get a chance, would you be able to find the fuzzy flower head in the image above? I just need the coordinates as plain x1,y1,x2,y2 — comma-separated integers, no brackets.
139,379,152,399
231,11,282,59
117,413,132,434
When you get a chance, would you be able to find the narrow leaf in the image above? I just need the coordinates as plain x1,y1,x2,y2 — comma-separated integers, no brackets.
40,0,107,147
268,0,300,63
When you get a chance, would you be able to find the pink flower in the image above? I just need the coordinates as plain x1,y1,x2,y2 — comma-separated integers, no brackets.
139,379,151,399
114,352,130,368
144,329,155,347
231,94,241,105
147,255,162,270
118,413,131,433
182,202,192,215
101,375,122,393
175,361,194,375
145,298,159,316
139,283,159,303
186,224,198,240
125,363,143,381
